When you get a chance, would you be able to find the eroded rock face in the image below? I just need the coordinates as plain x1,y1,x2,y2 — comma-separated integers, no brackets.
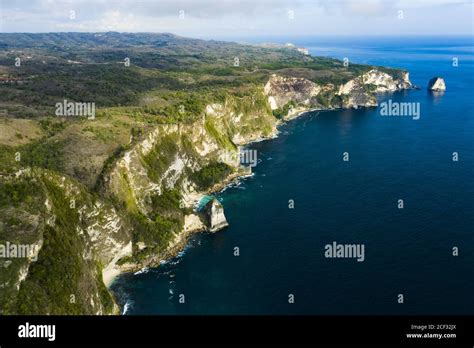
264,69,412,111
337,69,412,107
363,70,412,91
204,198,229,232
264,74,322,110
106,93,278,219
428,77,446,91
337,76,378,108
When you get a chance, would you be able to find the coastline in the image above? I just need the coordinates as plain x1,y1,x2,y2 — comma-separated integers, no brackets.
105,85,413,293
104,106,313,290
103,267,122,287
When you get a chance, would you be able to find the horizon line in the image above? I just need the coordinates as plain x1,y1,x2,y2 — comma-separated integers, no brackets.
0,31,473,37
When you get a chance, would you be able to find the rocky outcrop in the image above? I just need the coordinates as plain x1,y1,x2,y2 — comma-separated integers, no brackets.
337,69,411,108
362,69,412,91
428,77,446,91
264,74,321,110
204,198,229,232
265,69,412,112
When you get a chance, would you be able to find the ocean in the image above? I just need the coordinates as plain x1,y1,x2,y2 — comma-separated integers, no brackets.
110,36,474,315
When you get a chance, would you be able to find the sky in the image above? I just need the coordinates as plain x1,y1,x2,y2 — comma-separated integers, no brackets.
0,0,473,38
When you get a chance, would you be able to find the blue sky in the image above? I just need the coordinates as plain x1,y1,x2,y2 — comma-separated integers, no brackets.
0,0,472,37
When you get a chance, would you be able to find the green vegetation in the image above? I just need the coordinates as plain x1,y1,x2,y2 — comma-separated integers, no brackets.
150,188,182,217
141,91,209,123
117,187,188,260
39,119,66,137
0,32,390,120
96,263,115,313
0,180,41,207
130,211,181,255
191,162,233,191
142,134,179,182
362,83,378,93
204,118,236,151
94,144,130,192
0,139,64,173
0,173,114,314
272,101,297,119
15,223,86,314
315,90,343,108
0,176,46,313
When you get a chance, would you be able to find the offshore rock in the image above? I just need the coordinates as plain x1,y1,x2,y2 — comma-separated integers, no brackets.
204,198,229,232
428,77,446,91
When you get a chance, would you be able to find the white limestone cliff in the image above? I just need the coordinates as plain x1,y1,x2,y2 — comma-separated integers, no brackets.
264,69,412,111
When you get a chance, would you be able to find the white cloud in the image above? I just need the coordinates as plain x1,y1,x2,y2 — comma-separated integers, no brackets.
55,10,138,31
0,0,472,36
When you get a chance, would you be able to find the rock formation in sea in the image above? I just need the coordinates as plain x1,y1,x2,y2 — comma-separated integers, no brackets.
428,77,446,91
204,198,229,232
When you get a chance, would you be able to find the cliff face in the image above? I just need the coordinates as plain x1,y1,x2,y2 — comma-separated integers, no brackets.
0,168,130,314
337,70,412,108
0,67,412,314
107,95,274,208
264,69,412,112
99,89,276,272
264,74,322,111
107,95,275,211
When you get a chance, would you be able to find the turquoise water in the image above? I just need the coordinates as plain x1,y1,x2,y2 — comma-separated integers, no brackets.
111,37,474,315
196,195,215,212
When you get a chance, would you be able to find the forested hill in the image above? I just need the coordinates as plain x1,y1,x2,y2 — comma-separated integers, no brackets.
0,32,383,114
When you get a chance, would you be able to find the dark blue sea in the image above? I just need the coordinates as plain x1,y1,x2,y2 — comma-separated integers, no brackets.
111,36,474,315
